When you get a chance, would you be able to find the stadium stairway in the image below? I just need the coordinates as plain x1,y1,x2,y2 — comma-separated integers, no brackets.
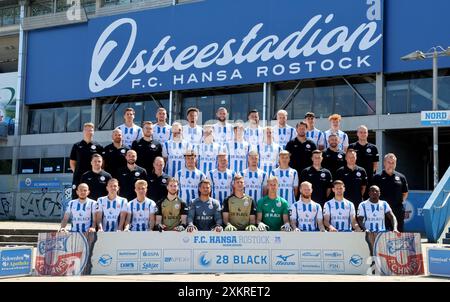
0,228,52,247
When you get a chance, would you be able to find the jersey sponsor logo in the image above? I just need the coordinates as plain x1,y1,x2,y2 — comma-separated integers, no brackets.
349,255,363,267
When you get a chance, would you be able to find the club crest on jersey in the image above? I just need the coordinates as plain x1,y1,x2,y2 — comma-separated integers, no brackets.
135,172,140,177
162,178,167,183
338,154,343,159
121,149,126,154
174,203,180,209
91,145,96,150
306,144,311,149
244,201,249,207
366,148,371,153
100,176,105,181
356,172,361,177
395,176,400,181
208,203,214,210
320,173,326,178
276,202,281,207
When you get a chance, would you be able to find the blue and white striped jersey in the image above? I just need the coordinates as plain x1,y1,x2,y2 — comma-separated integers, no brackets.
126,198,157,232
323,198,356,232
244,126,264,148
117,124,143,148
65,198,97,233
197,142,222,174
306,128,325,147
153,124,171,144
272,168,298,206
257,143,282,175
96,196,128,232
226,141,250,172
183,125,203,148
213,123,234,145
162,140,191,177
324,129,349,151
273,125,297,149
290,199,323,232
207,169,235,205
357,199,392,232
175,168,206,206
241,168,268,203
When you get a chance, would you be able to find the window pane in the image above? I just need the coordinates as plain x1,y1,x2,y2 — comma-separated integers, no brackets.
292,88,313,119
438,76,450,110
248,92,264,117
2,7,15,26
0,160,12,175
197,96,214,124
28,110,40,134
80,106,92,129
41,157,64,174
30,1,53,16
113,103,128,128
130,102,144,127
99,103,113,130
65,157,72,173
274,90,292,117
386,80,408,114
231,93,249,122
40,109,54,133
54,108,66,133
313,86,333,118
18,158,40,174
410,78,432,113
355,83,376,115
334,85,354,117
67,107,81,132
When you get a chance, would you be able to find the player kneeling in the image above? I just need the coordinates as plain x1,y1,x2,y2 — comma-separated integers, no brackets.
222,175,258,231
256,176,291,231
155,178,188,232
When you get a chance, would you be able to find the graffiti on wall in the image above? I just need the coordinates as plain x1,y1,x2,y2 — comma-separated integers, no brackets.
0,192,14,219
16,191,63,220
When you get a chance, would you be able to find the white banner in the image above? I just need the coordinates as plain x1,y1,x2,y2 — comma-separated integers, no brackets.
90,232,372,275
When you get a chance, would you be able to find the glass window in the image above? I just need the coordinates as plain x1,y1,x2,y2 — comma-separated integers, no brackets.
197,96,214,123
313,86,334,118
54,108,66,133
438,76,450,110
143,99,169,123
130,102,144,127
67,107,81,132
65,157,72,173
28,110,40,134
30,1,54,16
334,85,354,117
80,106,92,127
40,109,54,133
18,158,40,174
248,92,264,116
99,103,113,130
82,0,96,15
385,80,408,114
2,7,16,26
292,88,313,119
0,160,12,175
56,0,71,12
113,103,128,128
41,157,64,174
410,78,432,112
230,93,248,122
355,83,376,115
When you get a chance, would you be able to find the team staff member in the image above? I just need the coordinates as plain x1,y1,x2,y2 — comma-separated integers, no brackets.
323,181,361,232
372,153,408,232
117,107,143,148
186,179,223,232
256,176,291,232
97,179,128,232
147,157,170,203
80,154,112,200
335,149,367,208
285,121,317,176
132,121,162,174
222,175,258,231
155,178,188,232
300,150,333,206
322,133,346,179
124,180,157,232
59,183,97,233
290,181,326,232
70,122,103,198
117,150,148,201
102,128,129,179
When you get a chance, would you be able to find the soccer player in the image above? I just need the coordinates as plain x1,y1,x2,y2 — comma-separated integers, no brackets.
182,107,203,148
186,179,223,232
324,114,349,152
289,181,326,232
96,179,128,232
323,181,361,232
348,125,379,197
372,153,408,232
155,178,188,232
207,152,235,206
222,174,258,231
102,128,129,179
241,150,268,203
272,109,296,149
256,176,291,231
153,107,172,144
117,107,143,148
197,125,221,174
322,133,346,179
162,122,191,177
357,185,399,233
244,109,264,148
175,150,206,206
271,150,299,206
59,183,97,233
226,122,250,172
70,122,103,198
304,112,325,150
117,150,147,202
257,127,282,175
124,180,157,232
213,107,234,145
300,150,333,206
147,157,170,203
285,121,317,176
335,149,367,209
80,154,112,200
132,121,162,174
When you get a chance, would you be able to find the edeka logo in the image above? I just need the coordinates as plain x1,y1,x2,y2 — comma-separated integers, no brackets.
89,10,382,93
35,233,89,276
199,252,211,267
373,233,424,276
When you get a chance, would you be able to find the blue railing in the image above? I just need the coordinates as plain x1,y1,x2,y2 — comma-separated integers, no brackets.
423,166,450,242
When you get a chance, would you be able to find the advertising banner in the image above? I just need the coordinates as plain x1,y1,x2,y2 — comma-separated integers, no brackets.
427,247,450,278
403,191,430,233
0,246,33,278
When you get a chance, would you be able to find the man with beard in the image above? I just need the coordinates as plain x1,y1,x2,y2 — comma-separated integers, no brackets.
285,121,317,176
102,128,129,179
322,133,346,179
241,150,268,204
290,181,326,232
80,154,112,200
272,109,296,149
155,178,188,232
244,109,264,148
207,152,235,206
175,150,206,206
132,121,162,174
272,150,299,206
117,150,148,201
153,107,172,144
213,107,234,145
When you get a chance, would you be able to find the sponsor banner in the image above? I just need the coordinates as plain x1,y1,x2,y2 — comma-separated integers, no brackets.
0,247,33,278
90,232,373,275
403,191,430,233
19,179,61,190
420,111,450,126
373,232,424,276
26,0,383,104
427,247,450,278
36,232,91,276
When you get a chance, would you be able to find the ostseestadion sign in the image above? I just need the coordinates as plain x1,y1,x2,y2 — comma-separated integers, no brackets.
25,0,384,103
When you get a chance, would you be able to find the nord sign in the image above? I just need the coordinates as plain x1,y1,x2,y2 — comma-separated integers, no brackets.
421,111,450,126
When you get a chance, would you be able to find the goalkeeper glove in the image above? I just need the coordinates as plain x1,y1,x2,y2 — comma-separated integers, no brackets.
257,222,270,231
245,224,258,231
280,223,292,232
224,223,237,231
